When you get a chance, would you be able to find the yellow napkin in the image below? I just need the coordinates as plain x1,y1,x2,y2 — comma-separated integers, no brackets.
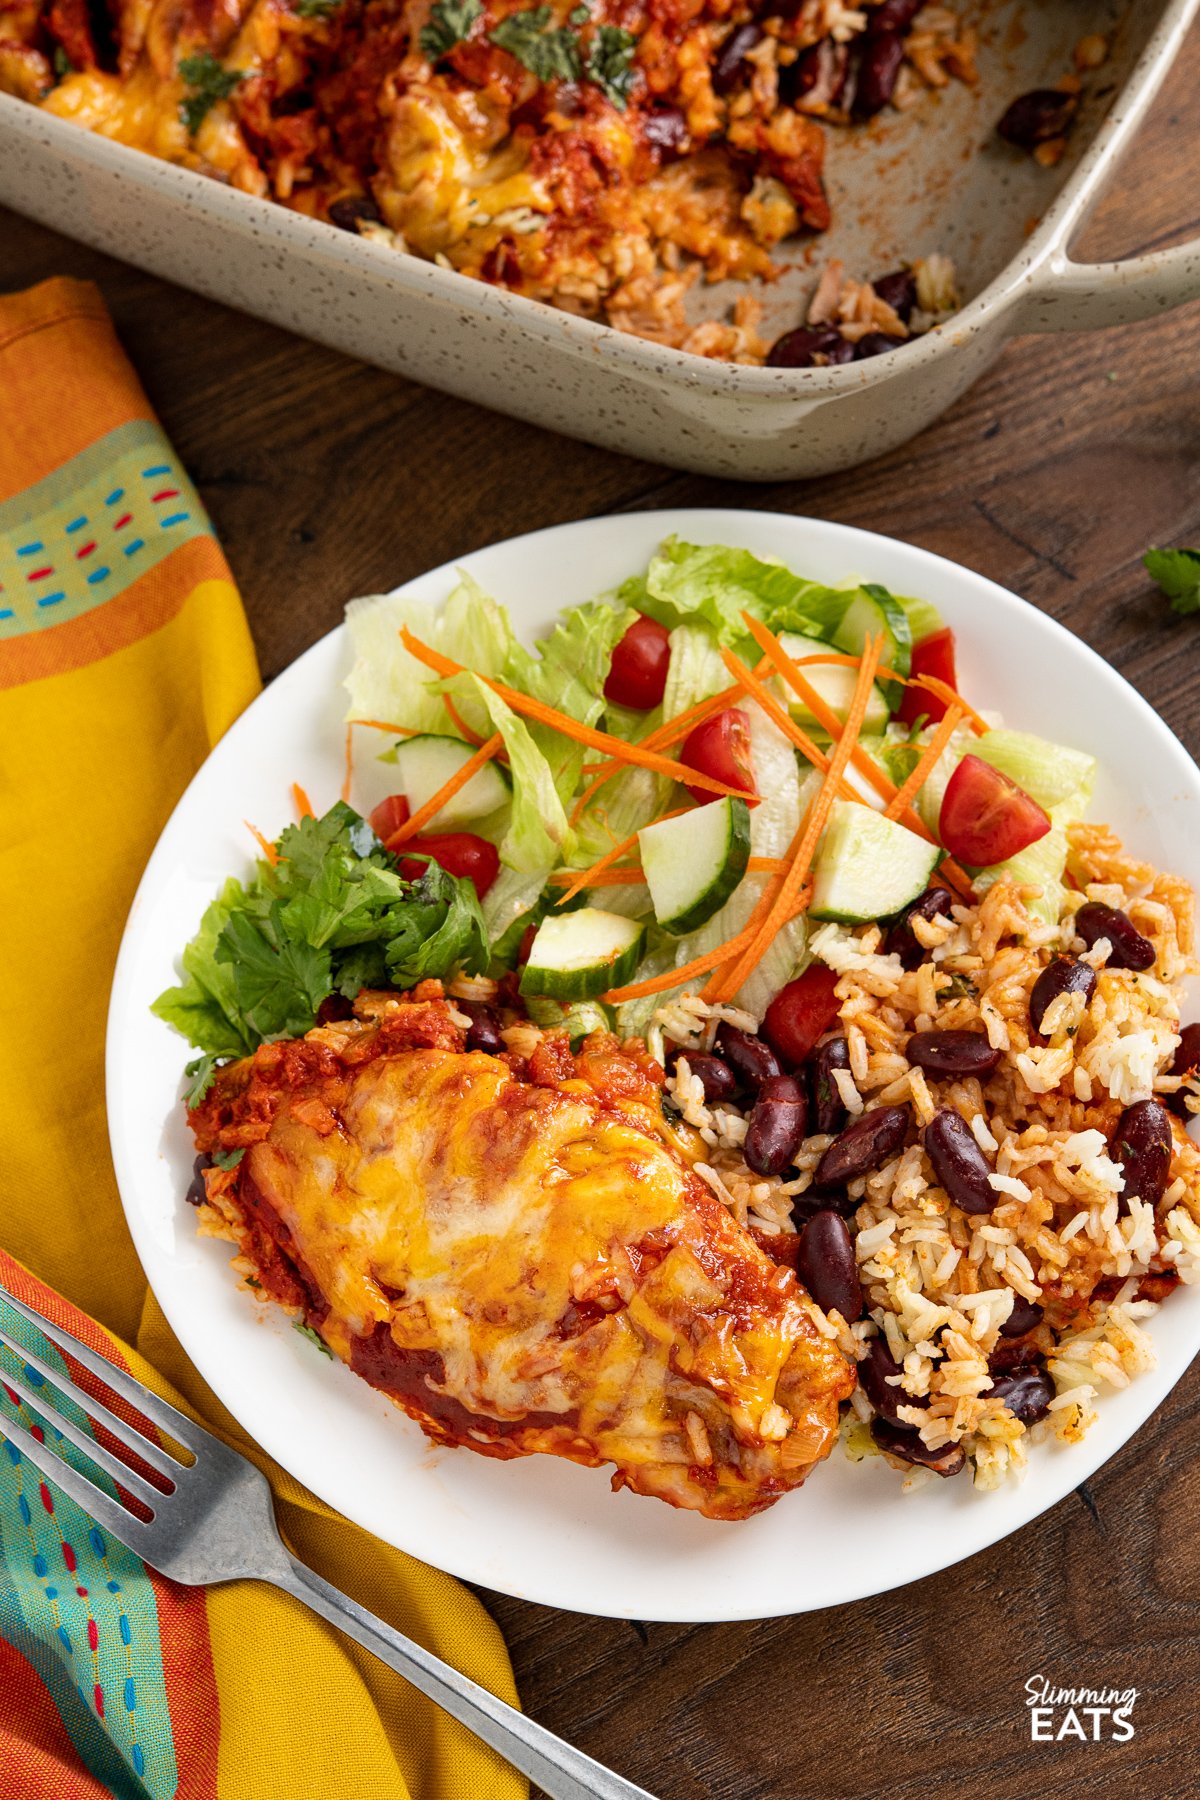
0,277,524,1799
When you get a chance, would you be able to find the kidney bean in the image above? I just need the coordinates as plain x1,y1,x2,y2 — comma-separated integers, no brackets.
854,331,907,360
744,1075,808,1177
781,36,849,108
997,88,1077,148
1074,901,1156,972
459,1000,505,1056
1029,956,1096,1039
814,1104,910,1187
857,1335,916,1424
988,1336,1037,1375
923,1107,995,1215
852,30,904,117
871,1417,965,1477
766,326,854,370
871,269,916,324
185,1153,211,1208
796,1210,862,1321
1113,1098,1173,1215
884,886,955,969
808,1037,850,1135
681,1052,739,1105
868,0,923,31
1000,1295,1044,1338
714,1023,782,1094
712,22,761,93
328,195,383,232
640,106,690,157
989,1365,1055,1425
906,1030,1001,1078
1166,1022,1200,1119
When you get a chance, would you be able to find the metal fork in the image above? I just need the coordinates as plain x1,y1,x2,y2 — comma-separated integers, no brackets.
0,1284,656,1800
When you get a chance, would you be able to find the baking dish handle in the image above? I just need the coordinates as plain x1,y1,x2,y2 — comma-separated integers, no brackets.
1018,236,1200,332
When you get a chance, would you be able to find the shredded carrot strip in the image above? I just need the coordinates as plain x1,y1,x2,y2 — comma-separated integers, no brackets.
602,892,811,1004
349,718,422,737
553,807,691,908
400,627,754,802
707,637,883,1004
719,647,858,797
291,783,315,820
738,614,974,899
916,676,987,735
442,692,488,747
246,821,279,866
382,732,503,848
341,725,353,804
884,706,965,822
547,855,784,890
789,652,906,682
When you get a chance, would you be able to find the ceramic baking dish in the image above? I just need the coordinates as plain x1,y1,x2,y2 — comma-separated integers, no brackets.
2,0,1198,480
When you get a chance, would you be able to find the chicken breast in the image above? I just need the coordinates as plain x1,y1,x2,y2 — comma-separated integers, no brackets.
189,989,854,1520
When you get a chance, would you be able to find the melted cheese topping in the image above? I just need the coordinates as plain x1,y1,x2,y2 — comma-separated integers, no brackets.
241,1046,854,1518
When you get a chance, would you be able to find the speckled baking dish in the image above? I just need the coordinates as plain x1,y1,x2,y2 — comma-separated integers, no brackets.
1,0,1198,481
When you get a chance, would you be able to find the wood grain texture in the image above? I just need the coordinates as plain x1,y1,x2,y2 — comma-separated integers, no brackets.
3,19,1199,1799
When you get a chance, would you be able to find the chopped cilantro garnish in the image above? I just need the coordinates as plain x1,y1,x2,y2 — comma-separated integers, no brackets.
568,2,589,21
489,6,582,83
294,1321,333,1357
420,0,483,59
585,24,637,108
178,52,243,134
53,46,73,78
184,1054,222,1107
212,1147,246,1171
153,800,489,1056
1144,547,1200,618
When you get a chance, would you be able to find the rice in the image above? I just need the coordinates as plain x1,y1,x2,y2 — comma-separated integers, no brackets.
656,821,1200,1489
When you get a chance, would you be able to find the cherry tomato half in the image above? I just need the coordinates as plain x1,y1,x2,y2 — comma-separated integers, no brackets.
604,614,672,711
762,965,842,1066
398,832,500,900
369,793,411,841
939,754,1050,867
898,628,958,728
680,707,757,805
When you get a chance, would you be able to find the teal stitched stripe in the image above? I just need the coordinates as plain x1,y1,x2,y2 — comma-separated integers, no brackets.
0,421,211,641
0,1301,179,1797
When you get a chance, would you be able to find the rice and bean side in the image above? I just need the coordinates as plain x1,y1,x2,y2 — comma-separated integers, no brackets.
159,538,1200,1499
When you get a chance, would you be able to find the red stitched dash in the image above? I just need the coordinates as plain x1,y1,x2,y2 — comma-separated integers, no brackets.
62,1541,77,1572
26,567,53,581
87,1619,98,1650
94,1683,104,1718
151,489,180,503
75,541,97,560
30,1425,44,1443
38,1482,53,1514
113,513,133,530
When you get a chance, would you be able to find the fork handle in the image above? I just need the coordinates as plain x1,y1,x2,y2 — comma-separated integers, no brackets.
275,1554,657,1800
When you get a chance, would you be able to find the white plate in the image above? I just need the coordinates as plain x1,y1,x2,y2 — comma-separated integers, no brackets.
107,508,1200,1622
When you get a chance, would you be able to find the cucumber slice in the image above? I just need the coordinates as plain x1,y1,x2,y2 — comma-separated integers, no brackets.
638,796,751,935
387,733,510,828
811,800,940,924
777,633,890,737
832,585,913,710
519,908,646,1001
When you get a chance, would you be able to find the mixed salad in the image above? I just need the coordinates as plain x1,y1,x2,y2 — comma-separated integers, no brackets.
155,536,1098,1081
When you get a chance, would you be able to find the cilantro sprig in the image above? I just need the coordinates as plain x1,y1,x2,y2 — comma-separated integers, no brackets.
153,800,489,1063
420,0,483,58
489,5,581,82
1145,547,1200,617
419,0,639,109
178,51,244,134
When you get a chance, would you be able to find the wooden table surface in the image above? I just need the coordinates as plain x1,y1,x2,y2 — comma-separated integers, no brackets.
5,20,1200,1798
